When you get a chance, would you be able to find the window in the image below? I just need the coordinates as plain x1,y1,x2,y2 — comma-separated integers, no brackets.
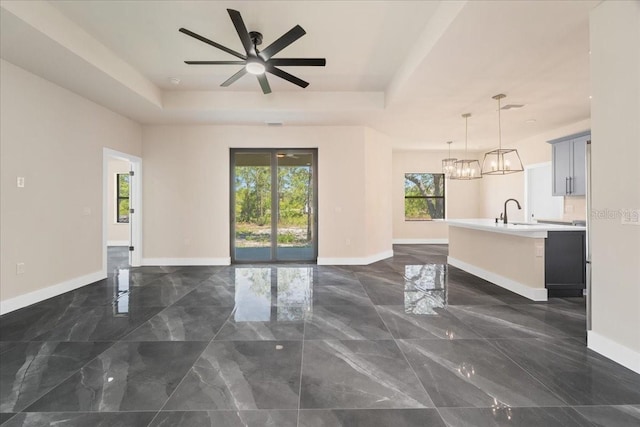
116,173,130,223
404,173,445,220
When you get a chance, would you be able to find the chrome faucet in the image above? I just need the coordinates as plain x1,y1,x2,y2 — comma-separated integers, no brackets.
503,198,521,224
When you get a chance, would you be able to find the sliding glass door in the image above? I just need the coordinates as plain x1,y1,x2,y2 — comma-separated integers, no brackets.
231,149,317,262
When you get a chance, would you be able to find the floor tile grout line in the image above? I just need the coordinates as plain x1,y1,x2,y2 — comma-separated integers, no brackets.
392,335,442,414
480,336,574,407
148,301,238,424
11,339,121,414
296,314,307,427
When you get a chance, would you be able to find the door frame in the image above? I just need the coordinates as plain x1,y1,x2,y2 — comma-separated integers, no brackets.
230,148,318,263
524,161,563,222
103,148,142,272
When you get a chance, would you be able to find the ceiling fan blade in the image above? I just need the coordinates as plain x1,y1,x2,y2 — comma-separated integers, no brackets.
266,66,309,88
179,28,246,60
259,25,306,60
227,9,255,56
257,74,272,94
269,58,326,67
221,68,248,87
185,61,246,65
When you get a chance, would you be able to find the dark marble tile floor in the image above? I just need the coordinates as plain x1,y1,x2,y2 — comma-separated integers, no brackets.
1,245,638,426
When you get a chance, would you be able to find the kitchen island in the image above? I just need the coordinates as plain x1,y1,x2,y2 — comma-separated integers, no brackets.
447,219,586,301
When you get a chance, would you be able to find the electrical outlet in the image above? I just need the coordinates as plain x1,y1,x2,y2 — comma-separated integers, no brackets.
17,177,25,188
345,238,351,246
82,207,91,216
535,245,544,257
16,262,25,275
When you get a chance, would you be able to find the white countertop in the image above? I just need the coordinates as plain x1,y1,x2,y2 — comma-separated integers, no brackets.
446,218,586,238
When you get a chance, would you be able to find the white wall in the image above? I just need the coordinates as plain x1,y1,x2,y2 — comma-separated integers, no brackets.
141,125,393,265
588,0,640,373
107,159,130,245
0,60,142,311
392,149,482,242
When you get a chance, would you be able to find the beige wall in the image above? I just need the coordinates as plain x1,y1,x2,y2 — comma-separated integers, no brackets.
392,150,482,241
479,119,590,223
0,59,142,304
364,128,393,256
141,125,392,263
589,0,640,368
107,159,130,244
449,227,545,290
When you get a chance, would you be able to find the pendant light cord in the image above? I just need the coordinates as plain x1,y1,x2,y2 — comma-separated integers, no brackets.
497,97,502,150
465,116,468,155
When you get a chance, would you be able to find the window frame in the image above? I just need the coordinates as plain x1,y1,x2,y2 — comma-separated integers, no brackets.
116,173,130,224
404,172,446,221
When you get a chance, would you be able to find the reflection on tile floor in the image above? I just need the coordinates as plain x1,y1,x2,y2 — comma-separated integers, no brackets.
1,245,639,426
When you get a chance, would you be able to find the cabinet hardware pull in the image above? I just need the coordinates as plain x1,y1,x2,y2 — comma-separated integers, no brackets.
566,177,569,194
569,177,573,194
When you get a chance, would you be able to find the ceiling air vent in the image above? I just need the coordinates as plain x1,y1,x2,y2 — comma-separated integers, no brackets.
501,104,524,110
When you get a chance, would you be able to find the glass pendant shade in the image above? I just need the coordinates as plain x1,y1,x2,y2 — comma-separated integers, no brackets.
450,113,482,180
481,94,524,175
442,141,457,178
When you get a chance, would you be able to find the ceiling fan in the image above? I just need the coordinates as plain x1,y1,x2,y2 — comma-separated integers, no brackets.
179,9,326,94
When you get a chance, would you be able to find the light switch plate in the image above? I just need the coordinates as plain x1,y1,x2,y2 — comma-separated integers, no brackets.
17,177,25,188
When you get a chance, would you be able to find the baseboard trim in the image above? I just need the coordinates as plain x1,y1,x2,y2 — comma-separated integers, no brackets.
447,256,548,301
392,239,449,245
0,270,106,315
107,240,130,247
141,257,231,266
588,330,640,374
318,249,394,266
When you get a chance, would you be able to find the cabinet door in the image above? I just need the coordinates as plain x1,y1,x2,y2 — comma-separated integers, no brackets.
570,137,587,196
552,141,572,196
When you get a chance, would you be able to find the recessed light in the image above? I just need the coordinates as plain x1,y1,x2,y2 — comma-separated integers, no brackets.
524,119,537,124
168,77,181,85
265,121,283,127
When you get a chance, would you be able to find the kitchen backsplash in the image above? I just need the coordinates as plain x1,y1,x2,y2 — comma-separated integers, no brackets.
563,196,586,221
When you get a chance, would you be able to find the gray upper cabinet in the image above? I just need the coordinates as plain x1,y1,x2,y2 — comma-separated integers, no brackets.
548,131,590,196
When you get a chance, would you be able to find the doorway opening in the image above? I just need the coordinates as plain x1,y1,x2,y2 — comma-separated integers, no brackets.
103,148,142,273
524,162,564,222
231,148,318,263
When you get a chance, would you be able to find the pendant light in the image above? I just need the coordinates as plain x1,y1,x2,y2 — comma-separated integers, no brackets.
441,141,457,178
481,94,524,175
451,113,482,180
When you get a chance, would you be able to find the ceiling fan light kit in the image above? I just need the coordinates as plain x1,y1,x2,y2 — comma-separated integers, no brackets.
179,9,326,94
482,94,524,175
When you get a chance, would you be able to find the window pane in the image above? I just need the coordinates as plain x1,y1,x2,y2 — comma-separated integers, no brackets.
404,173,444,197
118,199,129,223
118,174,130,197
405,198,444,220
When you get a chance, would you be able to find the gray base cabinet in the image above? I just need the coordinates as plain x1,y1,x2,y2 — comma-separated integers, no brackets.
545,231,586,297
548,131,589,196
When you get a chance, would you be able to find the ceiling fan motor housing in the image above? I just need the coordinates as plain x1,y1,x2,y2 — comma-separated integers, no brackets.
249,31,263,47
